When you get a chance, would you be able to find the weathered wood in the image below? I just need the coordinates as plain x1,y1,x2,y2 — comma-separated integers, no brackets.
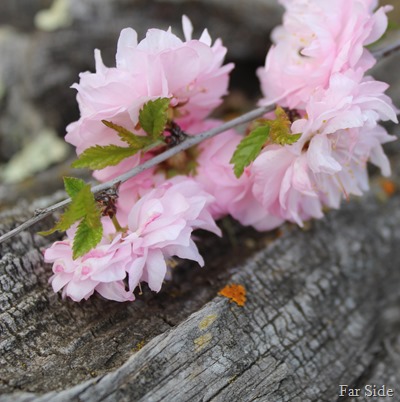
1,158,400,401
1,2,400,400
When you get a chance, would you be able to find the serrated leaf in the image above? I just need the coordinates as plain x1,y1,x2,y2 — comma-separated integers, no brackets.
63,177,86,198
84,199,102,229
72,218,103,259
230,125,270,178
102,120,153,148
39,182,101,238
139,98,170,138
71,145,139,170
42,184,91,235
54,196,86,232
269,106,301,145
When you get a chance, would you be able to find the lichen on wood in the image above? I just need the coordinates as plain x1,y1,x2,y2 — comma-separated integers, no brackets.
1,158,400,401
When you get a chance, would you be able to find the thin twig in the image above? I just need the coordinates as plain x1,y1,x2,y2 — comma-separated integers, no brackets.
0,105,274,244
2,35,400,245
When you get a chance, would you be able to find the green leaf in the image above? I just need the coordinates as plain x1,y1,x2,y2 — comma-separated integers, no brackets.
230,125,270,178
39,182,101,238
139,98,170,138
269,106,301,145
54,189,88,231
63,177,86,198
102,120,153,148
71,145,139,170
83,197,102,229
72,218,103,259
38,185,90,235
39,176,104,259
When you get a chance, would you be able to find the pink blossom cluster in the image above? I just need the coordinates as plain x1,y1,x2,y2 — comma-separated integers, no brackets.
45,17,235,301
251,0,398,227
65,15,233,172
44,178,220,301
44,4,398,302
258,0,393,109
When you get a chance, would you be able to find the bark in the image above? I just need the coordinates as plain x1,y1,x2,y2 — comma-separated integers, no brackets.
1,160,400,401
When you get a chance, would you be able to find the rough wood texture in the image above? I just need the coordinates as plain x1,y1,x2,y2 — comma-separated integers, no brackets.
1,2,400,400
1,159,400,401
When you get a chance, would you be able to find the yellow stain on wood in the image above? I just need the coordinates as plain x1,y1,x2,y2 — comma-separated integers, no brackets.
199,314,218,331
218,284,246,306
133,340,146,352
194,332,212,352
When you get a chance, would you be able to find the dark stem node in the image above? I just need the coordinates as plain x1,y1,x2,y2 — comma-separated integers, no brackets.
165,121,188,147
95,181,121,219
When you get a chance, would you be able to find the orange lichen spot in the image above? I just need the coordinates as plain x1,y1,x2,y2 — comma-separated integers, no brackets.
380,179,396,196
218,284,246,306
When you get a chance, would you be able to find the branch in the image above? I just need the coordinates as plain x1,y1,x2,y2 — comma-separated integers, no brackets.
0,105,274,244
2,34,400,246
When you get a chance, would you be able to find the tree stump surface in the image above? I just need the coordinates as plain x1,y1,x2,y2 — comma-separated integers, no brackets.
1,1,400,401
1,159,400,401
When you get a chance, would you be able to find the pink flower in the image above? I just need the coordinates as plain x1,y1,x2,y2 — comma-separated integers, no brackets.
193,119,283,230
252,63,397,226
65,15,233,158
44,233,134,302
251,123,395,226
114,167,165,227
117,15,233,125
257,0,392,109
252,145,324,226
311,125,395,209
123,177,221,292
290,70,398,151
44,177,221,301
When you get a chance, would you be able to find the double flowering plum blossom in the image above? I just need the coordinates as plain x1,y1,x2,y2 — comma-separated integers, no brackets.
257,0,392,108
63,15,234,229
65,15,233,181
43,224,134,302
251,124,395,226
44,178,221,302
123,177,220,293
252,0,398,227
289,69,398,142
251,70,398,226
251,146,324,226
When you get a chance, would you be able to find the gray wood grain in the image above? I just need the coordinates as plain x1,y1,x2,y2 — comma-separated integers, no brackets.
1,3,400,400
1,162,400,401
